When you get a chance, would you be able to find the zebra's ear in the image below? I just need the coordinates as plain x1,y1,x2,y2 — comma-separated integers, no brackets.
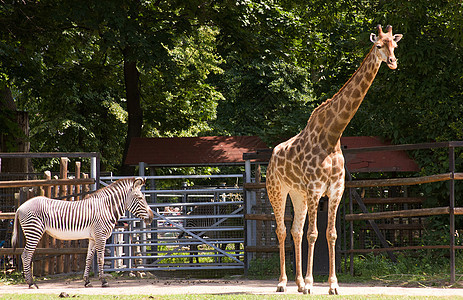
133,177,145,190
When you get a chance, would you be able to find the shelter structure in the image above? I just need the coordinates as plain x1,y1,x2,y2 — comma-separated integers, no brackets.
125,136,268,167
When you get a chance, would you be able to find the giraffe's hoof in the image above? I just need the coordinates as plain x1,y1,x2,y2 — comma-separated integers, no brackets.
303,288,310,294
101,281,109,288
276,285,286,293
329,287,338,295
84,281,93,288
28,283,39,289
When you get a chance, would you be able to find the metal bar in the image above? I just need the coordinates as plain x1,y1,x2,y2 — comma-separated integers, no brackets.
104,253,244,260
120,214,243,222
149,200,244,208
151,210,243,265
101,174,243,180
105,240,244,247
449,146,456,283
143,188,243,194
150,206,244,264
349,186,354,275
103,265,244,272
109,227,244,235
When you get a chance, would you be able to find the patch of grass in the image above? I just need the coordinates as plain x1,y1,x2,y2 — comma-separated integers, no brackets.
346,251,463,288
246,254,293,280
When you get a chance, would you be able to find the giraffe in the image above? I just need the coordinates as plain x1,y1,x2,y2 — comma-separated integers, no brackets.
266,25,402,295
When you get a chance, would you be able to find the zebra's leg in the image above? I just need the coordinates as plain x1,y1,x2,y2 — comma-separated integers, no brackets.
21,226,44,289
95,240,109,287
83,240,96,287
21,248,38,289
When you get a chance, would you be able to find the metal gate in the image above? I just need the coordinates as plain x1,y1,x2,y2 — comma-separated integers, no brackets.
100,174,245,273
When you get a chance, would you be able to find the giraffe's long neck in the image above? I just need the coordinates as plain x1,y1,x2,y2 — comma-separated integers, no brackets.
307,45,381,149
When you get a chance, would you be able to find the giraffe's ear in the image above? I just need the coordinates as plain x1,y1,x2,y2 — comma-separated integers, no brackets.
370,33,378,43
133,177,145,190
393,34,403,43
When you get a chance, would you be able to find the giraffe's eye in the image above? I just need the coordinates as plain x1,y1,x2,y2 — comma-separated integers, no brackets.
376,44,382,49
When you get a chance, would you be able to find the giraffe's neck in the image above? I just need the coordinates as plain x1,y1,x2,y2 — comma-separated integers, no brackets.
307,45,381,149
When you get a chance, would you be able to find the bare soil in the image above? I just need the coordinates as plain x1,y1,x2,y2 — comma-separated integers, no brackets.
1,275,463,297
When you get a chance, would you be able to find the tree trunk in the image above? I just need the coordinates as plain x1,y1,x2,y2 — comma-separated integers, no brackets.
0,86,30,174
120,48,143,175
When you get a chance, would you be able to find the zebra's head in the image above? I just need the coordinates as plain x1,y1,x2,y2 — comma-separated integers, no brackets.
127,177,154,225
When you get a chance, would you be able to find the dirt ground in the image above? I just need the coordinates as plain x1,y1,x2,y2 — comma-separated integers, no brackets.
2,276,463,297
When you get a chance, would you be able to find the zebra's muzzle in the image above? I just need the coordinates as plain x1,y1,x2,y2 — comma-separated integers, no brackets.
144,208,154,225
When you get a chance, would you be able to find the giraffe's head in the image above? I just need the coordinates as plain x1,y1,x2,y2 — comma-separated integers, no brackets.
370,25,403,69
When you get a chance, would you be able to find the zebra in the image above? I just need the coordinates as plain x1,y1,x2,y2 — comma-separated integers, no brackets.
12,177,154,289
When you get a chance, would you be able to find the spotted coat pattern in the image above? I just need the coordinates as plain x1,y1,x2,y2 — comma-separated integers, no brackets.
266,25,403,295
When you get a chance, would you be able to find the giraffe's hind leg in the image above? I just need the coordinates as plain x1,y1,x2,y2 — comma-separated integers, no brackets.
268,184,290,293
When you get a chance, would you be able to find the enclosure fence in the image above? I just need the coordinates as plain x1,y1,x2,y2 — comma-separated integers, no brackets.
0,152,98,276
100,173,245,273
344,141,463,282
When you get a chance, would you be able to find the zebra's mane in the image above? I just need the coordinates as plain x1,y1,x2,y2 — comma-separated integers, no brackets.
83,178,135,200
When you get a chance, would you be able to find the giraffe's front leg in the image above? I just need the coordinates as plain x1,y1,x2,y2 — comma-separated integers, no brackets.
275,217,288,292
326,226,339,295
289,191,308,293
303,207,318,295
326,183,344,295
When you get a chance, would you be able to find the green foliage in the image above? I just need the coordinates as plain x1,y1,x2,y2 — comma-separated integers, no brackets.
1,0,462,179
247,254,293,280
353,250,463,287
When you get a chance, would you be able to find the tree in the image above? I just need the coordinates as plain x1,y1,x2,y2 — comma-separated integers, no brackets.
0,0,225,172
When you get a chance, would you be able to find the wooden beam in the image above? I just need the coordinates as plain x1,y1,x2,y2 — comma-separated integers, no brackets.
345,173,458,188
0,178,95,189
345,245,463,254
345,207,451,221
245,173,463,190
245,245,292,253
0,248,88,255
0,213,15,220
245,214,292,222
361,197,424,205
243,182,266,190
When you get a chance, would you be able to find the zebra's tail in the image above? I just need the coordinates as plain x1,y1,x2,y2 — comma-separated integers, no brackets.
12,211,20,250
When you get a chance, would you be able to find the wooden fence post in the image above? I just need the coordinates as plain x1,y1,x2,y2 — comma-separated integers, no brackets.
43,171,52,275
59,157,69,274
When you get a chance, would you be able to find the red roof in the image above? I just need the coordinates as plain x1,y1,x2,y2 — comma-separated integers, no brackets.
125,135,419,172
341,136,419,172
125,136,268,166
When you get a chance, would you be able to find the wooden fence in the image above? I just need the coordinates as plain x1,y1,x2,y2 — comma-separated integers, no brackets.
0,157,94,276
343,141,463,282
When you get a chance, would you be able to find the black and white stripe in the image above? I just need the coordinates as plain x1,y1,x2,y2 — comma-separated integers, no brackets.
11,177,153,288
